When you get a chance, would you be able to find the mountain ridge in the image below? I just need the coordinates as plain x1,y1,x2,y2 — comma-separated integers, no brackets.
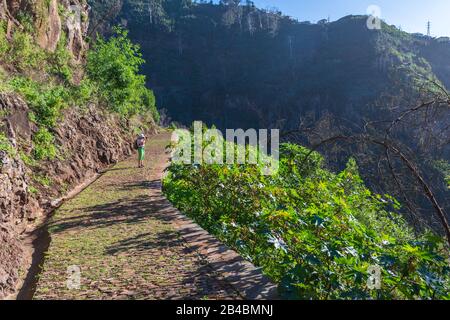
89,1,450,130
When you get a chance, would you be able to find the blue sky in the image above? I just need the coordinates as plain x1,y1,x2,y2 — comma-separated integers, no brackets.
243,0,450,37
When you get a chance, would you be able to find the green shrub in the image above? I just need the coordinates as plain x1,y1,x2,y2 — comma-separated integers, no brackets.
142,89,160,123
8,77,67,161
8,30,45,71
20,150,37,166
87,27,159,118
33,127,57,160
0,21,8,58
164,139,450,300
47,32,73,82
28,185,38,194
71,78,97,106
17,11,35,34
434,160,450,189
3,25,159,162
33,173,52,187
0,132,15,156
10,77,68,128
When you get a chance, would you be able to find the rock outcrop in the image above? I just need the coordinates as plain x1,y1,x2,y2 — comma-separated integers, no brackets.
35,0,62,52
0,142,30,299
0,95,39,300
0,0,89,58
0,0,159,299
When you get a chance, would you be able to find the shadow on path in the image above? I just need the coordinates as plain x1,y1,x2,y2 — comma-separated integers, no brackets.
31,133,242,300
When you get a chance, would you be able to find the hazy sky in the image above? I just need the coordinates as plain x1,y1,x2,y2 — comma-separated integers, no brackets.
245,0,450,37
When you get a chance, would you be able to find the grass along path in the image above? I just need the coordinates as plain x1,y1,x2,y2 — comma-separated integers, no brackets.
33,133,240,300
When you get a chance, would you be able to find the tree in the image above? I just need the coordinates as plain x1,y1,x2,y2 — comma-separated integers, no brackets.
87,26,158,117
282,78,450,246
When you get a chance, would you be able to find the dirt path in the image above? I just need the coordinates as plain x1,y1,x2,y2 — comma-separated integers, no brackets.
33,133,240,300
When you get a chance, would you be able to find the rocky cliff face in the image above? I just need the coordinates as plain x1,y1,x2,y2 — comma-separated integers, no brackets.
0,103,30,297
0,0,89,59
0,0,89,298
88,1,450,132
0,91,153,298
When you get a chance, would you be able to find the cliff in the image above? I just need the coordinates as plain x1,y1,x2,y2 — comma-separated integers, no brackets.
1,0,89,59
87,1,447,130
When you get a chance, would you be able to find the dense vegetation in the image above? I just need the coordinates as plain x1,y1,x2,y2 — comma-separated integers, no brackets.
0,19,158,161
164,135,450,299
87,27,159,120
435,160,450,189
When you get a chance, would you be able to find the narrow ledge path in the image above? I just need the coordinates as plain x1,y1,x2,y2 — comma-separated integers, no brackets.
33,132,277,300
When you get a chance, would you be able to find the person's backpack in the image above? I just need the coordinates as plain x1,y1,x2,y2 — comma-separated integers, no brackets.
135,138,145,149
133,139,139,150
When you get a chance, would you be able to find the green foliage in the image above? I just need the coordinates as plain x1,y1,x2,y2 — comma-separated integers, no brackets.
0,107,9,118
87,27,159,117
0,21,8,58
1,14,160,164
0,21,73,83
33,172,53,187
28,185,38,194
17,11,35,34
1,22,72,82
142,89,160,123
0,66,12,93
10,77,68,128
164,139,450,300
47,33,73,82
33,127,57,160
7,30,46,71
3,24,159,161
20,151,37,167
382,22,413,43
0,132,16,156
9,77,69,161
434,160,450,189
71,78,97,106
57,3,67,16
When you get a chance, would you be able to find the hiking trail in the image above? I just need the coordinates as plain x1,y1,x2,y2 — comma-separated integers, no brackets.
31,132,276,300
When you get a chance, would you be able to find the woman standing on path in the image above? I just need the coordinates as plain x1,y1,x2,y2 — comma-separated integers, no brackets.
136,133,146,168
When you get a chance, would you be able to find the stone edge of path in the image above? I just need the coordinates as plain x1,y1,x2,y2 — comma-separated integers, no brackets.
161,198,279,300
156,137,278,300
